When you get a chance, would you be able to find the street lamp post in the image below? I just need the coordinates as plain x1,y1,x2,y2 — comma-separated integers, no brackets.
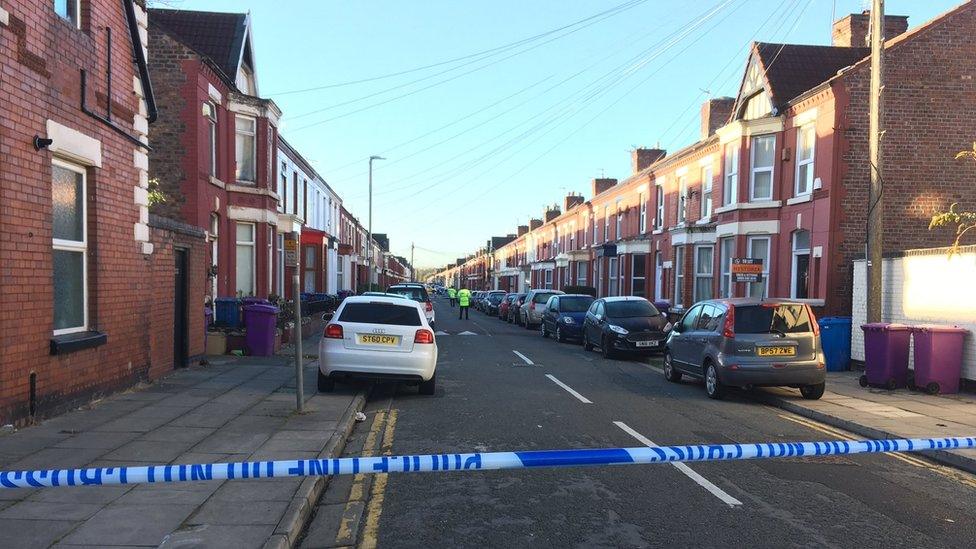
367,155,385,289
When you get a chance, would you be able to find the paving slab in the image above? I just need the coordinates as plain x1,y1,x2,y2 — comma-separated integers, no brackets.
159,523,275,549
58,503,199,546
0,518,78,548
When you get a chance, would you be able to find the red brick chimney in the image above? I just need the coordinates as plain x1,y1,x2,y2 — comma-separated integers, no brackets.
832,12,909,48
564,193,585,211
700,97,735,139
591,178,618,197
631,149,666,174
529,218,543,231
544,205,561,223
517,225,529,237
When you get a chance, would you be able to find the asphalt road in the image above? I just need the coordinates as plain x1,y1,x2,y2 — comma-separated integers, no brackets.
302,297,976,549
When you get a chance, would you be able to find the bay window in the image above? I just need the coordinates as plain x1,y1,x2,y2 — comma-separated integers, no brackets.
749,135,775,201
631,254,646,297
723,145,738,205
720,237,734,298
673,246,684,308
235,116,257,183
608,258,618,296
693,245,714,302
235,222,255,296
746,236,771,298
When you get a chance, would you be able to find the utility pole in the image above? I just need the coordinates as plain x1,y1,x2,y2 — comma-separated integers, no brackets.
367,155,385,290
286,231,304,412
410,242,415,282
866,0,885,324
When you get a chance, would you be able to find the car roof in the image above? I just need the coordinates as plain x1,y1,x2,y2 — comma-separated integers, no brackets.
343,295,420,306
600,296,650,302
698,297,808,307
559,294,594,299
528,289,563,293
362,292,405,298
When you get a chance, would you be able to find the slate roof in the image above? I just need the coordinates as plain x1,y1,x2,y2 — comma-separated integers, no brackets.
755,42,870,107
148,9,248,83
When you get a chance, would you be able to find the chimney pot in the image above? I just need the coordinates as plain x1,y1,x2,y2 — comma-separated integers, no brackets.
630,149,666,174
591,177,618,197
529,218,543,231
700,97,735,140
517,225,529,237
564,193,585,212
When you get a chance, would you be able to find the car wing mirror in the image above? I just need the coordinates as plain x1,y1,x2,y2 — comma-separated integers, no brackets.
322,312,334,322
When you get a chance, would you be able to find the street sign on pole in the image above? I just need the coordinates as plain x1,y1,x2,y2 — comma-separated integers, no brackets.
731,258,763,283
287,232,304,412
284,237,299,268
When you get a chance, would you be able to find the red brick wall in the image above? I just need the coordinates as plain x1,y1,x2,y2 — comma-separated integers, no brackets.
835,3,976,315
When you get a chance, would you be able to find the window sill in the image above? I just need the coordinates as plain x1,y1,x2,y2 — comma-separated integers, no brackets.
50,331,107,355
652,229,663,235
208,176,226,189
713,200,782,214
786,194,812,205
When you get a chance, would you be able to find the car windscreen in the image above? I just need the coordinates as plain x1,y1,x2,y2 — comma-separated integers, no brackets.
559,296,593,312
386,287,428,302
532,292,559,304
338,302,422,326
605,300,659,318
488,293,505,303
734,304,812,334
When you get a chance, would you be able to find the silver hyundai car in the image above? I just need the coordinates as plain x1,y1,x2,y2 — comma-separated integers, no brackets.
663,298,826,400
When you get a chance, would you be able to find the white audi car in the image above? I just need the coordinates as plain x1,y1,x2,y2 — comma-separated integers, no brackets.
318,296,438,395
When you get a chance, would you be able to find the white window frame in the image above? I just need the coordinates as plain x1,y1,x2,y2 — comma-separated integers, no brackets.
608,257,618,296
544,269,553,289
267,226,274,295
204,102,218,178
794,124,815,197
603,206,610,243
276,233,285,297
210,213,219,299
235,115,257,183
631,254,646,297
746,235,771,298
700,165,713,220
673,246,684,308
749,135,775,201
54,0,81,29
693,244,714,302
720,237,734,298
723,145,739,205
639,193,647,233
52,159,88,335
277,162,287,213
790,230,811,299
677,176,688,224
235,222,256,296
615,201,622,240
576,261,587,286
655,182,664,230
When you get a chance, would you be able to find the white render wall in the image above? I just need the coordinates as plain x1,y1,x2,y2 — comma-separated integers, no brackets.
851,248,976,380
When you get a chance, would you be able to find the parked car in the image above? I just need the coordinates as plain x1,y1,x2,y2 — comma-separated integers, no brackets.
484,291,507,316
319,295,437,395
540,294,595,342
520,289,565,329
498,293,517,321
362,292,407,299
663,298,825,400
582,297,670,359
386,284,436,329
507,294,527,324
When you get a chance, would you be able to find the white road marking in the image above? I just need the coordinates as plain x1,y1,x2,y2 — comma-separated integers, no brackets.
512,350,534,365
613,421,743,507
545,374,592,404
457,331,477,336
434,331,449,336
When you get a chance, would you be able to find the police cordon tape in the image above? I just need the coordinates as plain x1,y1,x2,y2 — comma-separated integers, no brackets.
2,436,974,489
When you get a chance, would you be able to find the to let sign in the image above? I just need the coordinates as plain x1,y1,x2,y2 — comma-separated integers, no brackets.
284,238,299,268
731,258,763,283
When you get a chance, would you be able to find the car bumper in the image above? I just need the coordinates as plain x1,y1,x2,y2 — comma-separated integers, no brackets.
609,333,667,353
318,340,437,381
555,323,584,338
717,360,825,387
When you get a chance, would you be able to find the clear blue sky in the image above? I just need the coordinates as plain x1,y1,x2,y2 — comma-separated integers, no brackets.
156,0,959,268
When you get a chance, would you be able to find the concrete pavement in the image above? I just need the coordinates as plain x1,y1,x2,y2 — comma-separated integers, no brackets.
0,345,364,549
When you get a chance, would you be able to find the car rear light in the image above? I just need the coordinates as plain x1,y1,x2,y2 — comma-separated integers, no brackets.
530,303,536,311
816,362,825,370
414,329,435,344
807,304,820,337
425,301,433,313
722,305,735,339
325,324,344,339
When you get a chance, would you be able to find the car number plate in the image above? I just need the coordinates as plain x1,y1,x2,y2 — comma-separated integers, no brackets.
635,340,659,348
757,346,795,357
358,334,400,346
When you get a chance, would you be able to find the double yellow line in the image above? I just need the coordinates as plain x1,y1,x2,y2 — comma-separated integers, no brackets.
775,409,976,489
340,408,398,549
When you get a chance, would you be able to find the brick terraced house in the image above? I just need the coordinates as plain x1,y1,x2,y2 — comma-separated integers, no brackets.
0,0,207,425
438,4,976,319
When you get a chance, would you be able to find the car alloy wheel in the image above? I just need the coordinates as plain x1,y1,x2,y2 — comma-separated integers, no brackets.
705,364,724,400
556,327,564,343
541,322,548,338
663,353,681,382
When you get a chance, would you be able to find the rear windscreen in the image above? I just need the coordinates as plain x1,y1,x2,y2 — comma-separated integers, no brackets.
339,303,422,326
386,287,428,302
533,292,559,304
605,301,659,318
560,297,593,312
489,293,505,303
734,304,812,334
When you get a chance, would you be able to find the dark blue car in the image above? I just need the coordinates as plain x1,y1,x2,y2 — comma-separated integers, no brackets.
540,294,595,343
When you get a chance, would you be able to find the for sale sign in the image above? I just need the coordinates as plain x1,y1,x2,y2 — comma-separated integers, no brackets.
731,258,763,283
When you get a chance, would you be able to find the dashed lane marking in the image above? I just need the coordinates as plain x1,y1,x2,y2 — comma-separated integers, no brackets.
614,421,744,507
545,374,592,404
513,350,534,365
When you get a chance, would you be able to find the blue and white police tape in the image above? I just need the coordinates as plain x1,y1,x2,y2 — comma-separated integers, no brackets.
2,436,974,489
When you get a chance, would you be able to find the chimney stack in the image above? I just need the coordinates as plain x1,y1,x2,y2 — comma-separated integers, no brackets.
529,218,543,231
564,193,585,212
591,177,618,197
544,204,561,223
700,97,735,139
517,225,529,237
631,148,666,174
832,11,909,48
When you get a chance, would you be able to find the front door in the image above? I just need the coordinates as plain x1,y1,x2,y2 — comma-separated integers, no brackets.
793,253,810,299
174,248,189,368
654,253,663,301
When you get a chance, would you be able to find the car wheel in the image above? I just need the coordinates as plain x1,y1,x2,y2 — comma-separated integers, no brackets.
317,370,335,393
541,322,548,338
419,375,436,395
601,336,616,359
555,326,565,343
800,382,825,400
583,333,594,352
704,363,724,400
663,352,682,383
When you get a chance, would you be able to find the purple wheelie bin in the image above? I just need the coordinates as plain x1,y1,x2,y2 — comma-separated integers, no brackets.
859,323,912,390
910,324,969,395
244,304,279,357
